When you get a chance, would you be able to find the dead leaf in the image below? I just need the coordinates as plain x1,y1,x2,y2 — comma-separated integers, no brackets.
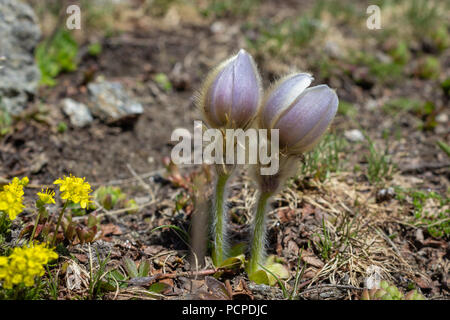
74,253,88,263
101,223,123,236
415,276,432,289
205,276,231,300
277,208,296,223
233,279,254,300
422,238,447,250
302,203,316,220
142,245,165,256
302,251,324,268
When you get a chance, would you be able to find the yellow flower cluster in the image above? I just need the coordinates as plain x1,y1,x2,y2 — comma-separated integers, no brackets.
0,243,58,289
0,177,29,220
37,188,56,205
54,175,92,208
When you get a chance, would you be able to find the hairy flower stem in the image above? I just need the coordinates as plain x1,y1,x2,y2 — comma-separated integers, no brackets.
248,191,272,276
51,201,69,246
212,172,231,266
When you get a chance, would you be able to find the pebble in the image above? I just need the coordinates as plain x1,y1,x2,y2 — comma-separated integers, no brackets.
62,98,94,127
87,80,143,124
344,129,365,142
376,187,396,203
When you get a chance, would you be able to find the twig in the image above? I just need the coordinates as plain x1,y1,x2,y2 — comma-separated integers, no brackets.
126,164,156,202
126,268,223,286
373,227,407,264
72,200,156,221
299,284,364,296
90,168,166,187
400,162,450,174
425,217,450,228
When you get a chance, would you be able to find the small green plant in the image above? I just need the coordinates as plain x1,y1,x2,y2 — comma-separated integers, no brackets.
365,135,393,184
395,188,449,238
44,265,60,300
350,51,403,82
338,101,357,118
87,43,102,57
406,0,440,36
288,251,306,300
145,0,179,17
382,97,423,115
417,56,440,79
0,103,12,137
441,77,450,96
361,280,425,300
94,186,137,213
36,29,79,87
430,26,450,51
153,73,172,92
300,133,347,181
88,249,111,300
101,258,171,296
249,15,321,56
314,219,333,261
57,121,68,133
437,140,450,157
202,0,261,18
388,41,411,65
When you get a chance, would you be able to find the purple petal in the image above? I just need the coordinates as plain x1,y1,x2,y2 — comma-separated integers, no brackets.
205,49,260,128
230,50,260,128
208,64,234,126
261,73,313,129
274,85,338,150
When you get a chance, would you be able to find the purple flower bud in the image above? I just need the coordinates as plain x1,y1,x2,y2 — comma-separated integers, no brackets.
200,49,261,129
261,74,338,154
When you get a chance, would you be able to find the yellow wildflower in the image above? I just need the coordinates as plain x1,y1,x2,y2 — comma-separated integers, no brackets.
0,243,58,289
53,174,92,208
0,177,28,220
37,188,56,205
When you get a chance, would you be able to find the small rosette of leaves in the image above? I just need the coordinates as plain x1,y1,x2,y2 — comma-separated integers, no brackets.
94,186,138,213
361,281,425,300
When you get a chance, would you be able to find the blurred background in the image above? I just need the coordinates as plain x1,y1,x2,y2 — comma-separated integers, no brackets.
0,0,448,299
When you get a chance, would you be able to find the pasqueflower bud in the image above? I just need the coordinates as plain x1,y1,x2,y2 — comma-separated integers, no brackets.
261,73,338,154
199,49,262,129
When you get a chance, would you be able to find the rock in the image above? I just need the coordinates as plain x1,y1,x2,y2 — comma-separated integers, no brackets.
344,129,365,142
62,98,94,127
0,0,41,115
365,265,382,290
247,283,284,300
211,21,225,33
415,229,424,243
324,40,342,59
375,51,393,64
365,99,378,111
436,113,448,124
87,81,143,125
376,187,395,203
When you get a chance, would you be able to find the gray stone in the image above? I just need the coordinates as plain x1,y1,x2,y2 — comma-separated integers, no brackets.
87,81,143,124
344,129,365,142
324,40,342,59
436,113,448,124
0,0,41,115
62,98,94,127
375,187,395,203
